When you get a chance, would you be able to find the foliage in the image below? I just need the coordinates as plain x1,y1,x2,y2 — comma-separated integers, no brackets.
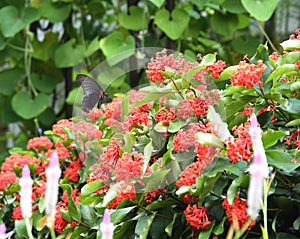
0,0,282,149
0,29,300,238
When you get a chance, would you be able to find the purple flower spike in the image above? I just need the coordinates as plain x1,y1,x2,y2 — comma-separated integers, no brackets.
49,151,59,168
0,223,6,234
19,164,33,218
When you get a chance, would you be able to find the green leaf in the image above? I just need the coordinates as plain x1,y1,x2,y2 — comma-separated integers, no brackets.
291,81,300,92
280,39,300,51
223,0,247,14
265,64,299,83
111,206,136,224
266,150,300,173
144,169,170,192
198,221,215,239
168,119,188,133
119,6,148,31
41,0,72,23
195,173,221,204
0,6,40,38
102,187,117,207
227,173,249,204
154,9,190,40
293,216,300,230
277,52,300,65
31,74,58,93
99,31,135,65
286,119,300,127
279,98,300,115
0,68,22,95
11,92,49,119
80,180,103,196
218,65,238,81
135,214,155,239
211,12,239,36
54,39,85,68
194,132,224,149
262,129,288,149
85,37,100,58
15,220,27,238
241,0,279,21
80,205,99,227
32,32,59,61
149,0,165,8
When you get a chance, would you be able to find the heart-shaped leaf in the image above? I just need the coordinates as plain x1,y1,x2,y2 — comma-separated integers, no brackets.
211,12,239,36
154,9,190,40
41,0,72,23
54,39,85,68
241,0,280,21
12,92,49,119
149,0,165,8
0,6,40,38
119,6,148,31
0,68,23,95
32,32,59,61
99,31,135,65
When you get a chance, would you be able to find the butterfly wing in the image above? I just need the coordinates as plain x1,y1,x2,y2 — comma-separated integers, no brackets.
76,74,102,96
82,93,101,113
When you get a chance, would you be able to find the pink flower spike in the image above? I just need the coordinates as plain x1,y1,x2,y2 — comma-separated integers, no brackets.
49,151,59,167
100,210,114,239
22,164,30,178
247,114,269,219
0,223,6,239
19,165,33,218
45,151,62,228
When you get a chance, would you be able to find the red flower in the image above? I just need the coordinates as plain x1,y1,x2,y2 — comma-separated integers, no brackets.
124,108,151,131
52,119,74,139
205,60,226,78
64,160,82,182
225,122,253,163
176,161,205,189
296,60,300,69
285,129,300,149
1,154,40,172
103,140,120,164
144,188,166,204
33,180,46,198
27,136,53,150
0,171,18,191
87,108,104,121
108,183,136,209
222,194,256,230
12,206,22,221
230,61,266,88
184,205,211,230
105,98,122,120
54,202,68,233
289,28,300,40
155,108,176,125
73,121,102,140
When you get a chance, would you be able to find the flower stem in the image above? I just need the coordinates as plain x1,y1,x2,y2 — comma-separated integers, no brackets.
24,218,34,239
50,228,56,239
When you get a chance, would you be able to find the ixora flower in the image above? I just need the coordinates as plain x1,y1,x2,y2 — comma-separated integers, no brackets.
19,165,33,218
247,114,269,219
45,151,62,228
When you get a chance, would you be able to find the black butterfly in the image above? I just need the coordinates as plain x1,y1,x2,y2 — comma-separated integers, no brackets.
76,74,111,113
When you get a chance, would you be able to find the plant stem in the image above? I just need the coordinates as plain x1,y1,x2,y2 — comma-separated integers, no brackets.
256,21,278,53
24,218,34,239
50,228,56,239
171,79,184,99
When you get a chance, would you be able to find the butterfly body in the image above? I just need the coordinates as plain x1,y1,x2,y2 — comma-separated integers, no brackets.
76,74,111,113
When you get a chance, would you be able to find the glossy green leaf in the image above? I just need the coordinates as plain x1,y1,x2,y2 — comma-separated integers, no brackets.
111,206,136,224
85,37,100,58
280,98,300,115
11,92,49,119
32,32,59,61
168,119,188,133
80,205,99,227
266,150,300,173
80,180,103,196
31,73,58,93
198,221,215,239
262,129,288,149
154,9,190,40
227,173,249,204
119,6,148,31
218,65,238,81
277,52,300,66
223,0,247,14
280,39,300,51
241,0,279,21
54,39,85,68
144,169,170,192
15,219,27,238
195,132,224,149
135,214,155,239
266,64,299,83
285,119,300,127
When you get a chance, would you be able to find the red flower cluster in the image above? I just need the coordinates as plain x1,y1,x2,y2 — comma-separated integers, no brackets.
27,136,53,151
222,194,256,230
289,28,300,40
144,188,166,204
124,107,151,131
64,160,82,182
173,123,201,152
285,129,300,149
105,98,122,120
230,61,266,88
155,108,176,125
205,60,226,78
108,183,136,209
226,122,253,163
52,119,74,139
176,161,205,189
184,204,211,230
